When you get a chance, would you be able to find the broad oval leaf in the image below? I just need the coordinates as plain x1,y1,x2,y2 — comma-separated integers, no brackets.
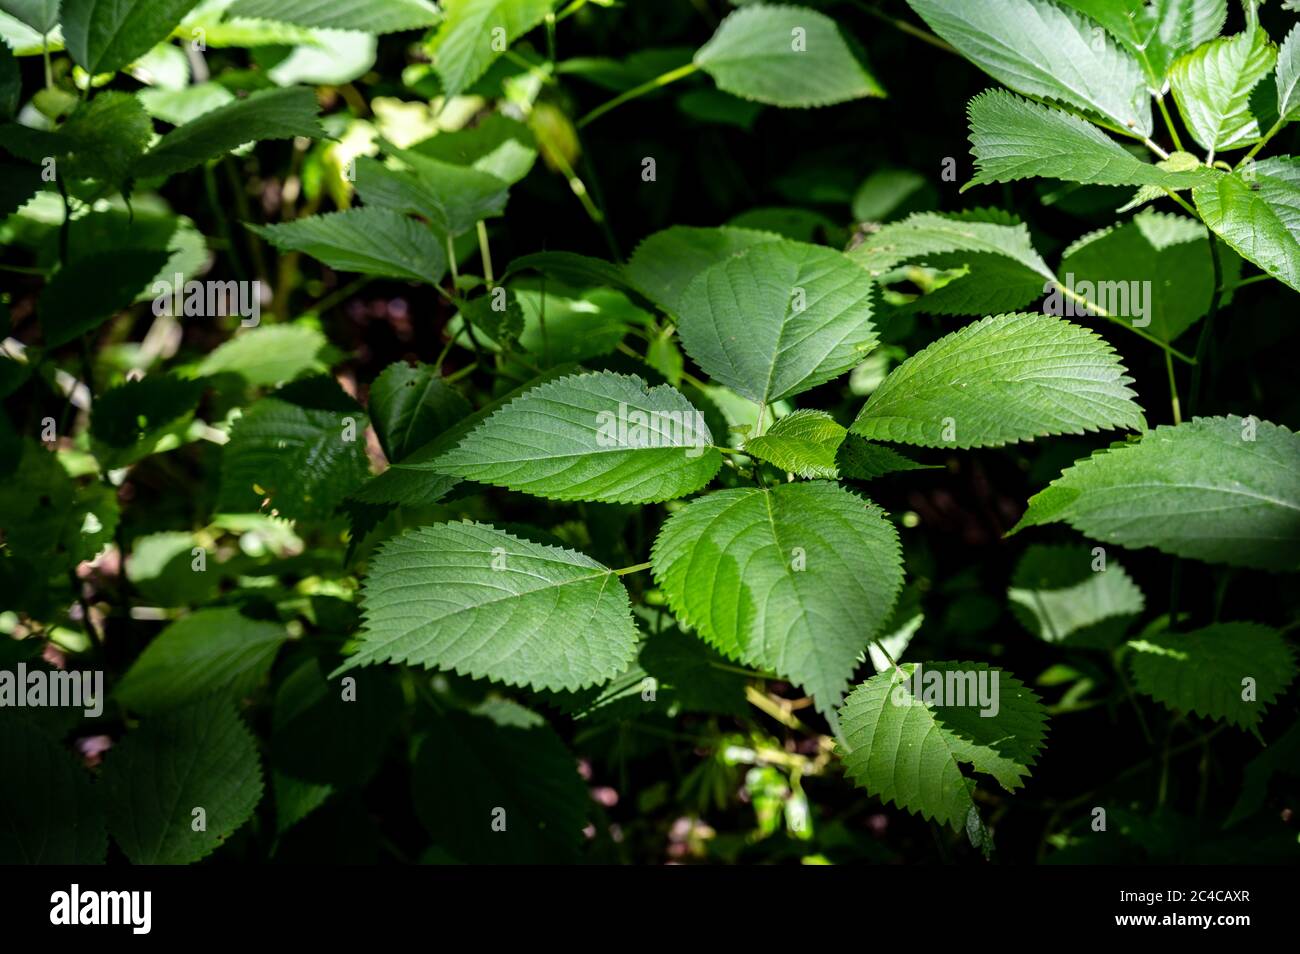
249,208,448,284
1059,211,1213,344
1013,416,1300,571
63,0,202,76
436,370,722,504
426,0,555,99
1170,25,1276,153
907,0,1151,134
0,716,106,863
369,361,471,463
694,4,884,108
115,608,288,714
839,661,1049,828
1059,0,1227,91
651,481,904,710
102,698,263,865
966,89,1221,190
744,409,931,480
1008,543,1144,648
851,313,1146,448
675,239,878,405
135,87,325,181
1193,156,1300,292
848,210,1055,316
625,224,782,315
1128,622,1297,731
339,521,640,692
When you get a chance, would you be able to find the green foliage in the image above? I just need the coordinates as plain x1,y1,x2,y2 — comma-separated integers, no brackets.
343,522,639,692
694,4,885,107
1015,416,1300,570
851,313,1146,448
3,0,1299,869
840,662,1049,828
1127,623,1297,731
651,481,903,712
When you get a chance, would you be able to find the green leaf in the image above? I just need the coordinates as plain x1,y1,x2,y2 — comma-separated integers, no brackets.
228,0,439,33
272,659,403,786
839,661,1049,828
694,4,884,108
1278,23,1300,123
1013,416,1300,571
743,409,931,481
39,249,168,348
340,521,640,692
966,89,1221,189
193,324,332,387
0,0,61,34
63,0,202,75
218,376,371,522
102,698,263,865
356,145,510,237
369,361,471,463
0,442,118,571
134,86,325,180
413,707,589,863
249,208,448,284
1008,544,1144,647
115,608,288,714
436,370,721,504
1059,0,1227,91
651,481,903,711
502,250,629,293
907,0,1150,133
1059,211,1213,343
0,715,106,863
1193,156,1300,292
406,112,537,184
851,313,1145,448
2,91,152,188
90,372,205,468
847,211,1055,316
426,0,555,99
1128,623,1296,731
675,239,877,405
1170,26,1276,152
625,224,781,315
745,409,847,478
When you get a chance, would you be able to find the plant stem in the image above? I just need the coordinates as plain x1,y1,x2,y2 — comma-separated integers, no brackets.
1143,137,1170,160
1163,351,1182,425
476,220,494,286
1218,273,1270,293
853,1,957,54
1239,118,1284,167
614,561,652,576
1155,94,1184,152
1056,283,1195,363
578,63,699,128
1162,188,1198,217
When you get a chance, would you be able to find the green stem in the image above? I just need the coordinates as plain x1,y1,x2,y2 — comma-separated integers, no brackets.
853,1,957,54
1239,119,1284,167
578,63,699,128
1155,94,1184,153
1056,284,1196,363
1218,273,1270,293
476,220,494,286
1162,189,1198,218
614,561,652,576
1163,351,1182,425
42,37,52,90
1187,237,1223,418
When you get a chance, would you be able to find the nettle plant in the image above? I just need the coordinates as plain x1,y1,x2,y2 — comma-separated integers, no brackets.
0,0,1297,864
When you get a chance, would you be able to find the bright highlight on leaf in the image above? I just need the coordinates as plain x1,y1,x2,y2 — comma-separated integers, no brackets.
436,370,722,504
851,313,1146,448
341,521,640,692
651,481,904,711
1014,416,1300,571
694,4,885,107
839,661,1049,828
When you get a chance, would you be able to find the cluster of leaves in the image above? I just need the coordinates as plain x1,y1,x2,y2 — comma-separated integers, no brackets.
1,0,1298,865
